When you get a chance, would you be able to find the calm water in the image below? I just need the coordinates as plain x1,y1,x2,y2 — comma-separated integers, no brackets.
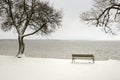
0,40,120,60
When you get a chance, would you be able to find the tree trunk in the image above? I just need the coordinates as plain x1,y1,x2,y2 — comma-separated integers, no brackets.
16,35,25,58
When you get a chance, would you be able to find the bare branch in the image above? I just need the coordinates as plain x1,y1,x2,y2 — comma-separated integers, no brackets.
7,0,20,34
80,0,120,34
23,23,46,37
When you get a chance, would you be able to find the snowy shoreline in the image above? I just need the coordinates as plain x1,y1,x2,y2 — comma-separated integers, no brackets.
0,55,120,80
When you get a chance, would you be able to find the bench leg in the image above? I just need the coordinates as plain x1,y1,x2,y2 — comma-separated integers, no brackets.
72,57,95,63
72,57,75,63
92,56,95,63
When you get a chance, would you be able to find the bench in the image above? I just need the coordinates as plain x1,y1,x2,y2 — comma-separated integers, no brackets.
72,54,95,63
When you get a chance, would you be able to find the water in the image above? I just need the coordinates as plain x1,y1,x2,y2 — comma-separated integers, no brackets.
0,40,120,60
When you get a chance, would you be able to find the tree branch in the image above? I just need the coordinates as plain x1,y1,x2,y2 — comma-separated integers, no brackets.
23,23,46,38
22,0,36,34
7,0,20,34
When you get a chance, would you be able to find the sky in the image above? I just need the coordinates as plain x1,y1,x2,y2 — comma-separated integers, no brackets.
0,0,120,40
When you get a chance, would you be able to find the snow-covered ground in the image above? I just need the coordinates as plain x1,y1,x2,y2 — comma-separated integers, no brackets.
0,55,120,80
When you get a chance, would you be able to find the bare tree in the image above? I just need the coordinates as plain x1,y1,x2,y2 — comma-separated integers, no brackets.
0,0,62,58
80,0,120,34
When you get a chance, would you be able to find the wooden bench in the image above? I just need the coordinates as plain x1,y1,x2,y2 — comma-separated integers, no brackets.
72,54,95,63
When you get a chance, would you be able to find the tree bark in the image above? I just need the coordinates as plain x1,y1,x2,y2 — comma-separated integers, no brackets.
16,35,25,58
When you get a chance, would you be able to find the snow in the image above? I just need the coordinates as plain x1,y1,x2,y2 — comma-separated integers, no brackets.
0,55,120,80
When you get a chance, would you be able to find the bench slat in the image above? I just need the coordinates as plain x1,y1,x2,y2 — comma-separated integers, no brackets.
72,54,94,57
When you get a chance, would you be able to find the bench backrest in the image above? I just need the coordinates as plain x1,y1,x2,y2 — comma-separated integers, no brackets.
72,54,94,57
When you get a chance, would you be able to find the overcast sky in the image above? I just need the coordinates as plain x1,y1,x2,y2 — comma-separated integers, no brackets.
0,0,120,40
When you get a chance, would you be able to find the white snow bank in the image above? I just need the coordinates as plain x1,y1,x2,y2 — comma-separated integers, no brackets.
0,55,120,80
